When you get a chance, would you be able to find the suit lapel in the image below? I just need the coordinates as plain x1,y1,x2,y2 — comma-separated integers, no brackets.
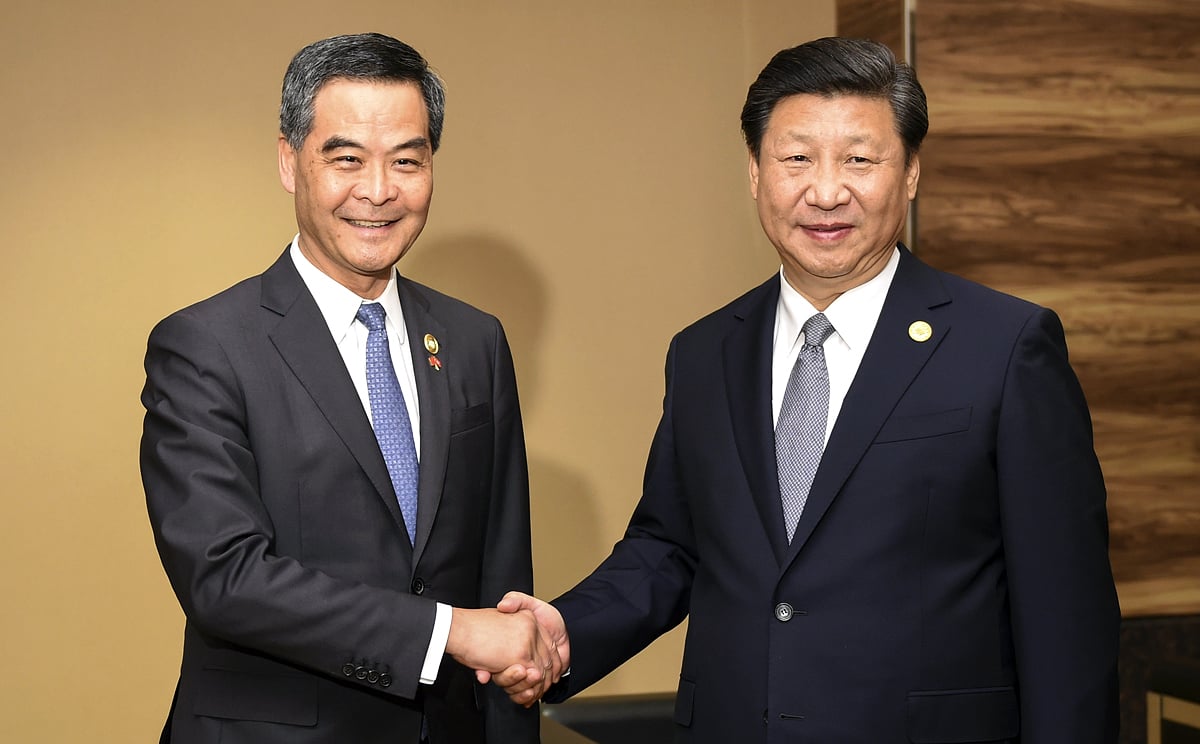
260,252,409,537
395,276,450,566
783,248,952,568
723,277,790,564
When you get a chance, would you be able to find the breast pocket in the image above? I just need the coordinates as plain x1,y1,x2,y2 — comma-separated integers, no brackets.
449,402,491,436
445,403,495,504
875,407,972,444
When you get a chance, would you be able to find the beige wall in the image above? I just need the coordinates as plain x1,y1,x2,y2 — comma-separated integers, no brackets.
0,1,833,740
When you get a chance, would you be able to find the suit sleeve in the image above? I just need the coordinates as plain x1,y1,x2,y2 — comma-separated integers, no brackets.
476,321,542,740
141,310,437,700
996,308,1120,743
547,336,698,699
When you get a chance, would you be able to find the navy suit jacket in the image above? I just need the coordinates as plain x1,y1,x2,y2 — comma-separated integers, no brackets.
141,249,538,743
551,247,1119,743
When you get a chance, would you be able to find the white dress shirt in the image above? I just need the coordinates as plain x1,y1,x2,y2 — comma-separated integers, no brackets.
771,246,901,441
290,238,450,685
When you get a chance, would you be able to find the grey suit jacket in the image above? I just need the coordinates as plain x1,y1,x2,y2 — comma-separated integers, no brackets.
141,248,538,743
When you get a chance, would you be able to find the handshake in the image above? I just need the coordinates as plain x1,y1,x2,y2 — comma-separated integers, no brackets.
446,592,569,707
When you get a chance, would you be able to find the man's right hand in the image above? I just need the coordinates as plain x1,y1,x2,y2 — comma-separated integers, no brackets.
485,592,571,707
446,607,562,702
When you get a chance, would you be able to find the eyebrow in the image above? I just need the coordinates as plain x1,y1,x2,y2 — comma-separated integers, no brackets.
319,135,431,154
783,132,877,145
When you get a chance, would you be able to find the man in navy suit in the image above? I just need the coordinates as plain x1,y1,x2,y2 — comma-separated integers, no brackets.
495,37,1119,742
141,33,560,743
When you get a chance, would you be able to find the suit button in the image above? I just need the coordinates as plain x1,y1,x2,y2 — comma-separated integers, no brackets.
379,673,392,688
411,577,426,595
367,669,379,684
774,603,794,622
341,663,356,677
355,666,368,680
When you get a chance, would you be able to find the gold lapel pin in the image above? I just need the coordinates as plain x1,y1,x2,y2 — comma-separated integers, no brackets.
908,320,933,343
424,333,439,355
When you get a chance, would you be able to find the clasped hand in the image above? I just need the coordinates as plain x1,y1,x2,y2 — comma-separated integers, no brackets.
446,593,570,707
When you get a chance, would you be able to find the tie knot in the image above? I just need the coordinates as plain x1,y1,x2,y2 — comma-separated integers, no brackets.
802,313,834,349
357,302,387,332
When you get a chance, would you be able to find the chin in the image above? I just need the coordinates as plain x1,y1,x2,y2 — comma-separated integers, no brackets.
349,243,404,265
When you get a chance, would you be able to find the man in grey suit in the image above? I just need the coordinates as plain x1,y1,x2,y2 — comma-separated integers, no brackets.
141,33,560,743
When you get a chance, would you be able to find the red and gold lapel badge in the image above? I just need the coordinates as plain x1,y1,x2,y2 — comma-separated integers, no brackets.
424,333,442,371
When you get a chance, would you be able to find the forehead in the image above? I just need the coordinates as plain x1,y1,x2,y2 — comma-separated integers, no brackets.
309,79,428,132
764,93,899,146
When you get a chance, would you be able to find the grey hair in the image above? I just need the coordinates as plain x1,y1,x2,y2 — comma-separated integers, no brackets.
280,33,445,152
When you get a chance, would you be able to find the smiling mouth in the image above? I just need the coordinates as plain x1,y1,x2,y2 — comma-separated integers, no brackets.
345,218,398,228
805,223,851,233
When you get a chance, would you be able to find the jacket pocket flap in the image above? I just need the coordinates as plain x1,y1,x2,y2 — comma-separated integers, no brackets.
875,407,972,444
194,667,318,726
906,686,1018,743
674,678,696,727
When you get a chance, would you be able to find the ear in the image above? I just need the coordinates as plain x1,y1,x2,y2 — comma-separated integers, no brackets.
905,153,920,201
748,149,760,201
278,135,298,195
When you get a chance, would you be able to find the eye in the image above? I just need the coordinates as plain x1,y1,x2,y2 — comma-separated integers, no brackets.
847,156,872,164
785,154,811,163
392,156,427,172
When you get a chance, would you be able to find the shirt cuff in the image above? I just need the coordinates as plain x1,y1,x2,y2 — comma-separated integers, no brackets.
420,602,451,685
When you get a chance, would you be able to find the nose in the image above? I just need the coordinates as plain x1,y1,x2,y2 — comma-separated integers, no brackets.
804,162,851,210
353,162,398,206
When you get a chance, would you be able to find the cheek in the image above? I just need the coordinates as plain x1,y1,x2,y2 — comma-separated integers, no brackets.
762,182,802,217
403,179,434,212
303,170,351,207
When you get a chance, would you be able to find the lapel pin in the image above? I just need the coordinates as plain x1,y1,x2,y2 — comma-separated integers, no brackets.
423,333,440,354
908,320,933,343
428,355,442,371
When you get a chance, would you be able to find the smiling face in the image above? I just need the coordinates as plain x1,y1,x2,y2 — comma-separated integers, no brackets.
278,79,434,298
749,93,919,309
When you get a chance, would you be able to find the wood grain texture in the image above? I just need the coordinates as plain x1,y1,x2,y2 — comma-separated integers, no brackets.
837,0,907,59
914,0,1200,615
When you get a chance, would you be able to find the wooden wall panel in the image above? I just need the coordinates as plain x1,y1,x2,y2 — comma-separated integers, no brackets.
914,0,1200,616
836,0,907,59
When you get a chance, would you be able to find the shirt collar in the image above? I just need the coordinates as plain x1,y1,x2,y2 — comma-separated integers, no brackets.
288,236,407,346
775,245,900,353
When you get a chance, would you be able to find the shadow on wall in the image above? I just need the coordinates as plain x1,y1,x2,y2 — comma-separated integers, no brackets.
404,233,548,402
403,234,603,594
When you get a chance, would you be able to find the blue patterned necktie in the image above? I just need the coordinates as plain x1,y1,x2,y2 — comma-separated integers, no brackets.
776,312,835,543
356,302,419,545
